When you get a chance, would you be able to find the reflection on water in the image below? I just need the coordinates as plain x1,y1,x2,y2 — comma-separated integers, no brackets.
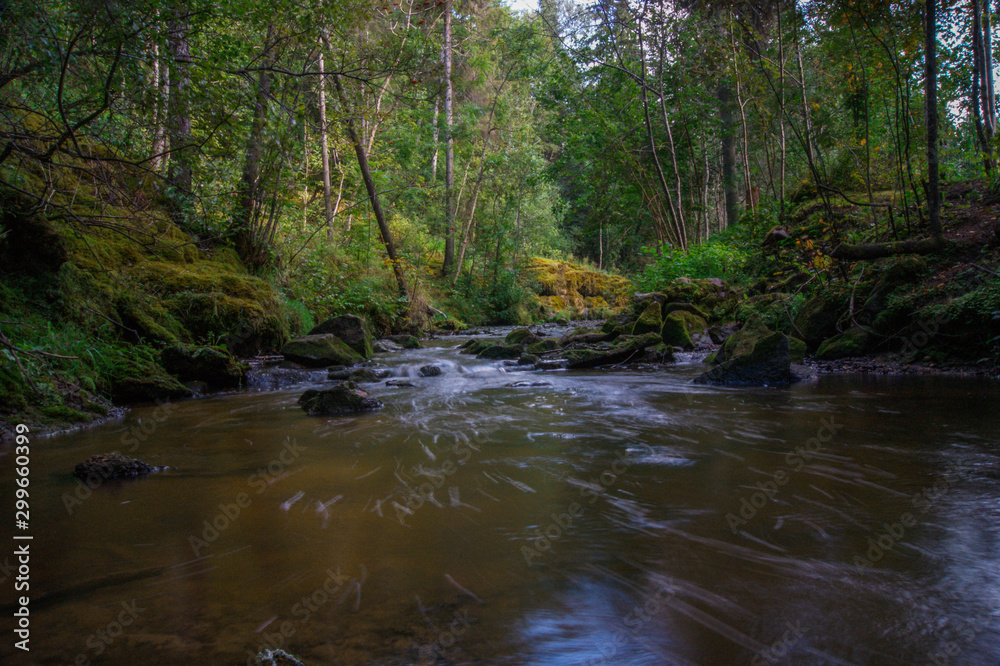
1,338,999,665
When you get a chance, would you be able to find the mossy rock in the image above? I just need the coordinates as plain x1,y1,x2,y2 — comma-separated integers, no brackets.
298,381,383,416
347,368,382,383
434,318,466,332
462,339,494,355
560,332,660,369
632,301,663,335
660,311,708,349
695,332,796,387
109,375,192,404
788,336,807,364
816,326,875,360
386,334,421,349
476,344,523,360
645,342,676,363
793,289,849,348
527,338,561,354
73,452,155,480
505,327,542,347
714,314,772,364
281,334,363,368
161,344,246,389
308,314,373,359
734,293,795,333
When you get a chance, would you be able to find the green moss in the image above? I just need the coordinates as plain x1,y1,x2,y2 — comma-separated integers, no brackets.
816,326,874,360
632,302,662,335
40,405,91,422
788,336,807,364
714,314,771,364
660,311,707,349
506,328,540,346
476,344,523,360
527,338,560,354
793,289,849,348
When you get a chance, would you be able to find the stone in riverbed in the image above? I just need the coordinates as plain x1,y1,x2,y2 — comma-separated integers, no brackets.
419,364,443,377
308,314,373,358
74,452,157,480
694,332,797,387
281,334,363,368
298,381,383,416
476,343,523,360
386,334,421,349
161,344,246,388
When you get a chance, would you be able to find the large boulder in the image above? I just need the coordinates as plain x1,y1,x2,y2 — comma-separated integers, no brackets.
298,381,383,416
660,311,709,349
505,327,542,347
632,301,663,336
793,291,848,348
109,376,192,404
695,332,797,387
711,314,771,364
816,326,875,360
281,334,363,368
308,315,373,358
74,452,156,481
161,344,246,388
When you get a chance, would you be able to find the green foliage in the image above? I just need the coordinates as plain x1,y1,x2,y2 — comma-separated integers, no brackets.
636,242,750,292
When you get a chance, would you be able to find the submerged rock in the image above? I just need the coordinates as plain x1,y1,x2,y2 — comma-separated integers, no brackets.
74,452,157,480
386,379,416,387
298,381,383,416
308,314,373,358
281,334,363,368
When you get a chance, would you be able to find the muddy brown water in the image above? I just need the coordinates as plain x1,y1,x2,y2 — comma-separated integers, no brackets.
1,335,999,665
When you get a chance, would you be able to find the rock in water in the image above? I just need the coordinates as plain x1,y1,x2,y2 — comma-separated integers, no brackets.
74,452,156,480
298,381,383,416
161,344,246,388
694,332,797,387
281,334,363,368
419,365,442,377
308,314,373,358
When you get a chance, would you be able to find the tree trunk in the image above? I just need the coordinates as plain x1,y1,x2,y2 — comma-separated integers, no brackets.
150,43,169,172
441,0,456,273
318,48,335,241
166,12,192,221
232,25,275,270
334,74,408,298
926,0,942,241
718,80,739,229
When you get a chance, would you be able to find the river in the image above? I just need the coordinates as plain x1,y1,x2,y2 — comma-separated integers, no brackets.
1,333,999,665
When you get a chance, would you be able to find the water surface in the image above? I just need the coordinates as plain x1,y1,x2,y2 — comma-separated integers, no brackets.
2,337,999,665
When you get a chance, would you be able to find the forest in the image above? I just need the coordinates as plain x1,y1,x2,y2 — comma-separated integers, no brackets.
2,0,999,423
2,2,1000,665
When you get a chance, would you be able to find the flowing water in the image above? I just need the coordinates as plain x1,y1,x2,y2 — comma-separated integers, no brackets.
2,333,1000,665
